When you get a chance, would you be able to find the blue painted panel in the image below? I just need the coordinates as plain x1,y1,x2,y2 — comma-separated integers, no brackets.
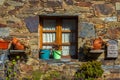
24,16,39,33
79,22,95,38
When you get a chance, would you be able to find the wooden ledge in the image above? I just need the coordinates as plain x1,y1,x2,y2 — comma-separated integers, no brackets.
89,49,104,53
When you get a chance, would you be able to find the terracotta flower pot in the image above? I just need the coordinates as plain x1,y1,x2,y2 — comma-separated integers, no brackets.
15,42,24,50
12,37,25,50
93,37,103,50
12,37,18,45
0,40,9,50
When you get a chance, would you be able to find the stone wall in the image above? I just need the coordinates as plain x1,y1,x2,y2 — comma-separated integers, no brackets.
0,0,120,62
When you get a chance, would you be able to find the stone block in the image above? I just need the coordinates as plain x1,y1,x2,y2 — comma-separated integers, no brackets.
46,0,63,8
29,38,38,45
77,7,90,12
6,1,24,6
118,15,120,22
79,22,96,38
116,10,120,15
8,9,17,15
75,1,92,7
110,0,120,3
106,27,120,39
116,2,120,10
65,6,90,13
0,0,5,5
0,18,7,26
44,8,54,12
104,16,117,22
65,0,73,5
95,24,105,29
90,18,104,24
29,0,39,4
0,27,9,37
6,16,21,23
107,22,120,28
93,4,114,17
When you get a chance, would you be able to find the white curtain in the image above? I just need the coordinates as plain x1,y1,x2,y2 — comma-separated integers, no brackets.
43,19,56,49
43,33,56,43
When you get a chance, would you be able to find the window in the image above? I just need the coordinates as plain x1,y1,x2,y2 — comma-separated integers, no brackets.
39,16,78,58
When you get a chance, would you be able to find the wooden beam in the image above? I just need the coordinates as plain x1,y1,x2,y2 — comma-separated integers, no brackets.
56,19,62,50
56,22,59,45
39,19,43,49
59,24,62,50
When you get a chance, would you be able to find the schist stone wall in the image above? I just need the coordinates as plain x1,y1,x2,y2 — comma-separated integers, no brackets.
0,0,120,63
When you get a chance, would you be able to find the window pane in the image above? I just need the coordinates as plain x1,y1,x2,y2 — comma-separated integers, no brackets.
62,19,76,30
43,20,56,30
62,33,70,43
62,46,69,56
62,33,76,43
62,46,76,56
43,33,56,43
43,46,52,49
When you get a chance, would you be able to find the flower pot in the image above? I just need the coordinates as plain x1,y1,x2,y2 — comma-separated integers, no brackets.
0,40,9,50
12,37,18,45
52,50,61,59
93,37,103,50
15,42,24,50
40,49,51,60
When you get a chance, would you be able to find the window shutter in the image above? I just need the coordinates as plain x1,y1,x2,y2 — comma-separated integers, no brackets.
24,16,39,32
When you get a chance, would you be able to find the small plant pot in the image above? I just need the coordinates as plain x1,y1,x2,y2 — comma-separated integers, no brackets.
0,40,9,50
40,49,51,60
52,50,61,59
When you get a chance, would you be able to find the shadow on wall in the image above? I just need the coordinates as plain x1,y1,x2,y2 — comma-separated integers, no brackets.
78,37,105,61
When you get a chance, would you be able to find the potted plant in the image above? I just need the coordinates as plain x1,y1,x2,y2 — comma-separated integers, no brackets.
74,61,104,80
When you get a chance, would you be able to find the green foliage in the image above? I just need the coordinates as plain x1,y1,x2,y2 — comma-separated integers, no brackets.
6,57,20,80
75,61,104,80
32,70,43,80
43,70,60,80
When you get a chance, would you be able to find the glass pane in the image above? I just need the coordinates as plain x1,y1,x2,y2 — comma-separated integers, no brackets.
62,33,70,43
43,20,56,30
62,46,69,56
62,46,76,56
69,46,76,55
43,46,52,49
62,33,76,43
62,19,76,30
70,33,76,42
43,33,56,43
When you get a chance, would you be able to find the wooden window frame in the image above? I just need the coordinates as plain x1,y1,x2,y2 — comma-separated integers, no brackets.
39,16,78,58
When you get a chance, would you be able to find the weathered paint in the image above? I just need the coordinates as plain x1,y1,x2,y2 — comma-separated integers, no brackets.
24,16,39,32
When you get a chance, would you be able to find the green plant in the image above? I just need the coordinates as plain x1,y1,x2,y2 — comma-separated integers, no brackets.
75,61,104,80
6,56,21,80
6,61,16,80
42,70,60,80
32,70,43,80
